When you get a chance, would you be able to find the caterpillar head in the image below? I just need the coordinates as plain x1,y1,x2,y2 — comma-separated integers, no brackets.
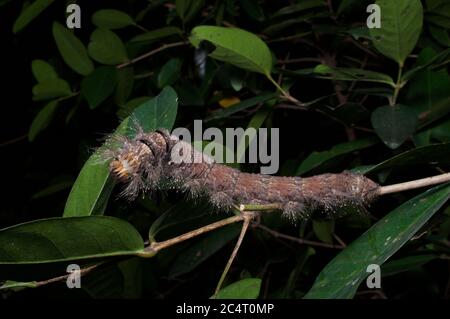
107,130,173,198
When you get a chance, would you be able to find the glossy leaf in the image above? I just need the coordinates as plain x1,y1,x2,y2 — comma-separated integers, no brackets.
215,278,262,299
305,183,450,299
0,216,145,264
63,87,178,217
92,9,134,29
88,28,128,65
369,0,423,64
189,26,273,76
81,66,118,109
52,22,94,76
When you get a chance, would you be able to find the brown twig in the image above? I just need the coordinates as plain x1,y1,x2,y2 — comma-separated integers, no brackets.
266,32,312,44
378,173,450,196
277,57,322,65
142,214,245,255
213,211,256,297
0,134,27,147
256,224,345,249
34,262,103,287
116,41,188,69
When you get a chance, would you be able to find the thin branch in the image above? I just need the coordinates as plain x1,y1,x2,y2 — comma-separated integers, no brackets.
266,32,312,44
333,234,347,247
277,57,322,65
116,41,188,69
0,134,27,147
142,214,245,256
34,263,103,287
213,211,256,297
378,172,450,196
256,224,344,249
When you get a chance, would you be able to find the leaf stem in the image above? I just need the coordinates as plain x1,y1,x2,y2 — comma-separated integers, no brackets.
390,63,404,106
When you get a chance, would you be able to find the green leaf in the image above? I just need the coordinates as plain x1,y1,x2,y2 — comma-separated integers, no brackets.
52,22,94,76
92,9,135,29
13,0,55,33
176,0,205,22
371,104,418,149
169,224,241,277
304,183,450,299
148,205,210,242
81,66,118,109
236,107,271,164
297,137,378,175
114,66,134,106
88,28,128,65
31,60,58,83
369,0,423,64
313,220,335,244
0,216,144,264
404,49,450,145
382,254,436,277
239,0,265,21
28,100,59,141
215,278,262,299
130,26,182,43
357,142,450,174
63,87,178,217
205,92,277,122
189,26,273,76
117,96,151,120
312,64,395,86
157,58,182,89
32,78,71,101
271,0,325,18
31,180,73,200
401,48,450,82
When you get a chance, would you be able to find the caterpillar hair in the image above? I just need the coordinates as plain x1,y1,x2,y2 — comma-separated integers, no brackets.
102,128,381,220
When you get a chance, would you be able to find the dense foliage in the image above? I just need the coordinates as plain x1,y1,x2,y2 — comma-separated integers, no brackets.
1,0,450,299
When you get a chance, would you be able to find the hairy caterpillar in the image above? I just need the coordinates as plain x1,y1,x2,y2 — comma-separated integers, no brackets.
102,128,380,220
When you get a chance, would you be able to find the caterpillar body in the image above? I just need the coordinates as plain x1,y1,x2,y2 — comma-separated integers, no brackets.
103,129,380,220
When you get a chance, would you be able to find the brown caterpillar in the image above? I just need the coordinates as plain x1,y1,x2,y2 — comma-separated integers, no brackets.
102,129,380,220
